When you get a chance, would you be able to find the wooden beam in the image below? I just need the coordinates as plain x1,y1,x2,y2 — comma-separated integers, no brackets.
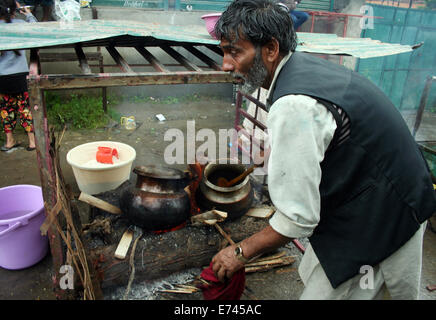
27,78,65,299
236,125,265,151
29,48,41,75
240,91,268,112
105,46,135,73
238,109,268,131
205,44,224,56
135,46,169,73
161,45,202,72
413,75,434,137
39,52,102,63
74,45,92,74
27,71,233,90
182,45,222,71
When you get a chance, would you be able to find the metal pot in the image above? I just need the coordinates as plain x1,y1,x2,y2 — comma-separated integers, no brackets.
120,165,191,231
196,162,253,220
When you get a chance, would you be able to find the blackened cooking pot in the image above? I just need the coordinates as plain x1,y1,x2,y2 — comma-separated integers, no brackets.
119,165,191,231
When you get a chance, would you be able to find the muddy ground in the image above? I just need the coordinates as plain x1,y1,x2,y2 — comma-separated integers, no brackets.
0,97,435,300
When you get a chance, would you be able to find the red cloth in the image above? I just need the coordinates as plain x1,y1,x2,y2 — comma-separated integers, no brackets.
199,262,245,300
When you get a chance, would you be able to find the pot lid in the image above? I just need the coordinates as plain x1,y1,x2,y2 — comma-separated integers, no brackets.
133,165,188,180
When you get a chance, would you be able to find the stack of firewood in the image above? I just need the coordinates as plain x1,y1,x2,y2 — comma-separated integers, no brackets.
244,251,296,273
157,250,296,295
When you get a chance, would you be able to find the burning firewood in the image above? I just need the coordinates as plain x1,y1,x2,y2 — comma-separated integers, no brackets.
190,209,228,226
89,215,270,289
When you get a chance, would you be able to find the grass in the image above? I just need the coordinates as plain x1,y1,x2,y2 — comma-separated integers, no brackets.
0,92,221,134
45,92,119,130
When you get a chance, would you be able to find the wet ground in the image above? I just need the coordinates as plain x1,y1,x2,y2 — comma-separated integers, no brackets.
0,97,435,300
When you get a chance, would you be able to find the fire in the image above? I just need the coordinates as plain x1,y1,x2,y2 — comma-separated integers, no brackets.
152,221,187,234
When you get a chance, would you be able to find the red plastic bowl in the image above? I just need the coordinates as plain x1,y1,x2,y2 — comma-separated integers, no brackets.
201,13,222,40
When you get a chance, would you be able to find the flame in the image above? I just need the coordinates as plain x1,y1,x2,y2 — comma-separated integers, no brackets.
152,221,187,235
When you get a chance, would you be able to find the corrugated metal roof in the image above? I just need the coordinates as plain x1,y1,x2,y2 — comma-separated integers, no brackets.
296,32,414,59
0,20,414,59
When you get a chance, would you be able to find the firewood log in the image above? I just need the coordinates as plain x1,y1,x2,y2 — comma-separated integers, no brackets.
89,216,268,289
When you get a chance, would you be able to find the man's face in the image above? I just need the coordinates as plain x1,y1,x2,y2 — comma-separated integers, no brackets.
220,36,269,95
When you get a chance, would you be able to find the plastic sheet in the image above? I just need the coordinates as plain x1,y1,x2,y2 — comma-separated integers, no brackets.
54,0,81,22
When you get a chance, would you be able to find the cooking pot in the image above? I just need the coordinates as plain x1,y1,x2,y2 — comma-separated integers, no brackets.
196,162,253,220
120,165,191,231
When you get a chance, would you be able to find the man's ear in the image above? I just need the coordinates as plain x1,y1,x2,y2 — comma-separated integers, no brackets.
262,38,280,63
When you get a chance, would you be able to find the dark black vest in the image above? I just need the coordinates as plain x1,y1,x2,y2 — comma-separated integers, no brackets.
270,52,436,288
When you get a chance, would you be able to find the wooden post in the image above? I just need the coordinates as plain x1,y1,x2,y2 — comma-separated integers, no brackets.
413,76,434,137
28,49,66,299
92,7,107,113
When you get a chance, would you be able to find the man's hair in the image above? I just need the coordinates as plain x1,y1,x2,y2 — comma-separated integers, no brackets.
214,0,297,54
0,0,16,23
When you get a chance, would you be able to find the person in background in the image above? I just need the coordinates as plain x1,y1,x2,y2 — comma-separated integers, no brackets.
0,0,37,152
210,0,436,299
17,0,52,21
283,0,309,30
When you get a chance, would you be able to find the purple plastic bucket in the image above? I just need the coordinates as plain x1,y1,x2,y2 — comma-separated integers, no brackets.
0,185,49,270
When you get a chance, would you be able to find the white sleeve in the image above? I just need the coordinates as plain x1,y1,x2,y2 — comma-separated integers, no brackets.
24,13,38,23
267,94,337,239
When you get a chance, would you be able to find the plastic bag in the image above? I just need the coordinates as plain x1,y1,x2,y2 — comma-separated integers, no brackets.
120,116,137,130
54,0,81,22
80,0,91,8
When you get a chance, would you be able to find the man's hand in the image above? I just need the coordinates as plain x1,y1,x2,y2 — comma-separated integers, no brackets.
211,226,292,283
16,2,32,14
211,244,245,283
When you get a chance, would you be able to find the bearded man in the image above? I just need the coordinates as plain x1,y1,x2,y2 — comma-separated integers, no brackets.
211,0,436,299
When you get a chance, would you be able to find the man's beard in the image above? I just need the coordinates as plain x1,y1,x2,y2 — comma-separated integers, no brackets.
233,48,268,95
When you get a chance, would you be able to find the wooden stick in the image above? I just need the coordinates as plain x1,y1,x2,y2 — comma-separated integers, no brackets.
159,289,196,294
214,223,235,245
245,256,296,273
250,251,286,263
211,209,228,219
40,200,62,236
177,284,199,291
78,192,122,215
245,207,275,219
245,257,287,267
114,229,134,260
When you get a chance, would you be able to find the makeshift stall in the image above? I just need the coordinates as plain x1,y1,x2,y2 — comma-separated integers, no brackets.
0,17,418,299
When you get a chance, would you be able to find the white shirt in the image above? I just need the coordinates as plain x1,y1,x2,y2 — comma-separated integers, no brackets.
266,52,424,299
267,52,336,239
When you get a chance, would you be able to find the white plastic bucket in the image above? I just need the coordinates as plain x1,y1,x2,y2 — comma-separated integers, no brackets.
66,141,136,195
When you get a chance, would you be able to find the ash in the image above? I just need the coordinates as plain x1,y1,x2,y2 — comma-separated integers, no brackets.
105,267,202,300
